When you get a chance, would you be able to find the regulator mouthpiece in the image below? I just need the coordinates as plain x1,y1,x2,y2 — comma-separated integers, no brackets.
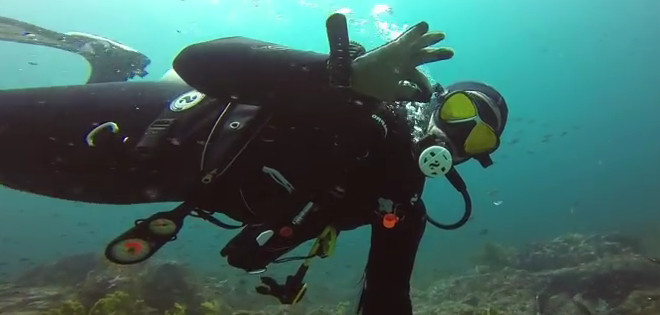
418,145,453,178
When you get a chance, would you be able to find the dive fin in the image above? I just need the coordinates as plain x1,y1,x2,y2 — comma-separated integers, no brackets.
0,16,150,83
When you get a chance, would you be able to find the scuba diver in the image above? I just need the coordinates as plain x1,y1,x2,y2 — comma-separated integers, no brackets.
0,13,508,315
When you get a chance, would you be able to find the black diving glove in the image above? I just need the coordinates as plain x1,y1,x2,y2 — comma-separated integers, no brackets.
256,275,307,305
350,21,453,102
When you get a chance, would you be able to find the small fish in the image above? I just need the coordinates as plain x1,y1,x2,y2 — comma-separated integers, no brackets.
27,61,38,66
493,200,503,206
478,228,489,236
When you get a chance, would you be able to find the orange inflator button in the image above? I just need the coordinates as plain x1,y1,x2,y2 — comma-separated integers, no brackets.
382,213,398,229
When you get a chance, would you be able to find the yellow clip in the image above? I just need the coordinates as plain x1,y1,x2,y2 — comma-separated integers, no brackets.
291,283,308,305
315,226,337,258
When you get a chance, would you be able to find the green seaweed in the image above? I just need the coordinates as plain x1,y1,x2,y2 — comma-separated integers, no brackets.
87,290,151,315
200,300,222,314
164,302,187,315
44,299,86,315
43,290,195,315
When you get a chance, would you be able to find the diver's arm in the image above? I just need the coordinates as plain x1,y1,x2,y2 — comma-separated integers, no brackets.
172,37,372,108
358,201,426,315
356,106,427,314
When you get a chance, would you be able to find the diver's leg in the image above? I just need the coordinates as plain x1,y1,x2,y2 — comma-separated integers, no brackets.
0,81,201,204
359,201,426,315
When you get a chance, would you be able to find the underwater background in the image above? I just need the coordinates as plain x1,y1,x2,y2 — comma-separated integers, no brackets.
1,0,659,314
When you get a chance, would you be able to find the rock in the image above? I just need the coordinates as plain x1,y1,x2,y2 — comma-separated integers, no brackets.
537,254,660,309
15,253,99,287
615,288,660,314
416,237,660,315
138,262,203,312
0,284,68,314
515,233,641,272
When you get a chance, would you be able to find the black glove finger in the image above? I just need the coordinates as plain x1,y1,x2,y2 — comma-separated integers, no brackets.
396,69,433,102
255,285,271,295
260,276,279,288
412,31,446,51
414,47,454,66
396,21,429,46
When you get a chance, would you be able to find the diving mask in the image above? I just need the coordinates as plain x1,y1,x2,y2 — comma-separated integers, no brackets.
424,82,508,169
435,90,501,156
418,89,501,177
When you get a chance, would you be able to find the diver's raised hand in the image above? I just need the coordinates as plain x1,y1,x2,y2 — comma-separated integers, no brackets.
351,22,454,102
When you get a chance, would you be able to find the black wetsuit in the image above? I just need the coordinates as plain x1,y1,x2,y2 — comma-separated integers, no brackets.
0,37,427,314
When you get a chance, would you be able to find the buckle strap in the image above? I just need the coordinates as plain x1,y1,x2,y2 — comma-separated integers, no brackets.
198,103,273,185
134,89,218,158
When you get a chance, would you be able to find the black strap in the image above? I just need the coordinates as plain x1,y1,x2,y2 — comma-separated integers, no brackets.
256,269,308,305
134,94,222,159
190,209,244,229
326,13,351,88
